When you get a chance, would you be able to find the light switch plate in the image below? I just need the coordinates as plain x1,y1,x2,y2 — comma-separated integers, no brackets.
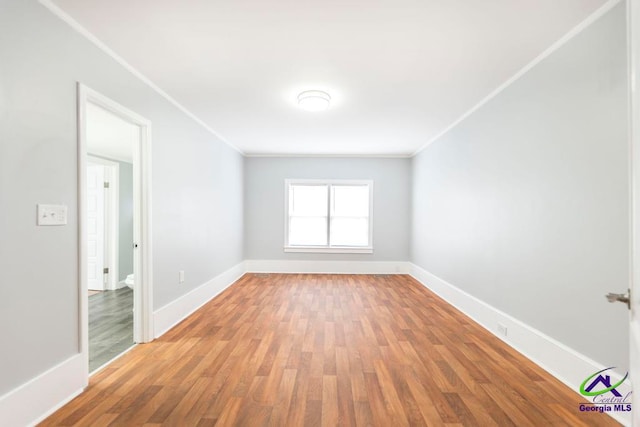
37,204,68,226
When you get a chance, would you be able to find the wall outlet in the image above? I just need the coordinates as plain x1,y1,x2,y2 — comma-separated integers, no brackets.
179,270,185,284
497,323,508,337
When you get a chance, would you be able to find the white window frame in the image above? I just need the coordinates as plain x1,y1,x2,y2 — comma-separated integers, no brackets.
284,179,374,254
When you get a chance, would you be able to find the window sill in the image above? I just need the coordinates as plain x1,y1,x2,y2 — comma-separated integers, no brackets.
284,246,373,254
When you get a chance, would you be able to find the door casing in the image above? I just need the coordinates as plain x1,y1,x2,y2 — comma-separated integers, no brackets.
628,0,640,424
78,83,154,381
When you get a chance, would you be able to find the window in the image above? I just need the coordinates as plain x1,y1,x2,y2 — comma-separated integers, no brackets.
285,179,373,253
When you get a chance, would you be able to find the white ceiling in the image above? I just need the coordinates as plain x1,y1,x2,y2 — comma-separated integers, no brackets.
86,102,138,163
53,0,608,156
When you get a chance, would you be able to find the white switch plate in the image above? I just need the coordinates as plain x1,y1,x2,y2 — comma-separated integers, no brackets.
37,204,68,226
179,270,185,283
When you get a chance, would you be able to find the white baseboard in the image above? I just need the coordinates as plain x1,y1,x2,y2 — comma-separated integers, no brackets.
409,263,631,427
245,259,410,274
153,262,247,338
0,354,85,427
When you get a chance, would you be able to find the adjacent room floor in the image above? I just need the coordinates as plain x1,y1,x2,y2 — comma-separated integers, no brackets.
46,274,617,426
89,287,134,373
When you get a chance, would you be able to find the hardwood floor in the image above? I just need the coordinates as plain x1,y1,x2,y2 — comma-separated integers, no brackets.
89,287,134,372
43,274,619,426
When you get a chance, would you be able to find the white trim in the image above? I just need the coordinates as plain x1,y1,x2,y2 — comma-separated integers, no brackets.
77,85,89,377
409,263,631,426
245,153,412,158
132,104,154,344
411,0,623,157
284,247,373,254
628,0,640,424
246,260,410,274
283,178,373,185
153,262,247,338
78,84,154,382
87,156,120,291
0,354,85,427
38,0,243,156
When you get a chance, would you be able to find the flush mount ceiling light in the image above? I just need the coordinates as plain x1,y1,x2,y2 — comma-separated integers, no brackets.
297,90,331,112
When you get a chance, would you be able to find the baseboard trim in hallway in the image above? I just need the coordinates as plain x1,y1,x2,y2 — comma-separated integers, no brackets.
409,263,631,426
0,354,85,427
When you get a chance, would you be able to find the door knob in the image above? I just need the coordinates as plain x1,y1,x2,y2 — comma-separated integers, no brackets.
605,289,630,309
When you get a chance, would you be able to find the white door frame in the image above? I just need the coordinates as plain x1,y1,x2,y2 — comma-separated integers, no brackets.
87,156,120,291
78,83,154,380
629,0,640,424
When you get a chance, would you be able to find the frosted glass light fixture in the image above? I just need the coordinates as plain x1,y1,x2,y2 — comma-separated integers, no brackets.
297,90,331,112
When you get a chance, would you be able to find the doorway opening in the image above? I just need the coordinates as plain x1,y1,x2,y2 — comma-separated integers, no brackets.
78,84,153,378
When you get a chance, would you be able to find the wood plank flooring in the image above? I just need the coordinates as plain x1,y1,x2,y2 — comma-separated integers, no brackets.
43,274,619,426
89,287,134,372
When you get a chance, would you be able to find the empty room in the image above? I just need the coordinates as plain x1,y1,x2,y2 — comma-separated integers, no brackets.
1,0,639,426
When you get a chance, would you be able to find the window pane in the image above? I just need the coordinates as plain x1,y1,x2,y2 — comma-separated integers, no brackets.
332,186,369,217
290,185,328,216
289,217,328,246
330,217,369,247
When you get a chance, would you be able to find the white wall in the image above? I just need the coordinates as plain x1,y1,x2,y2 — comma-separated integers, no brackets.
0,0,243,396
411,3,629,370
244,157,411,262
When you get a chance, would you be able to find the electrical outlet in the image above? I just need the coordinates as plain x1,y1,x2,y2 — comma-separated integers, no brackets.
497,323,508,337
179,270,185,284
